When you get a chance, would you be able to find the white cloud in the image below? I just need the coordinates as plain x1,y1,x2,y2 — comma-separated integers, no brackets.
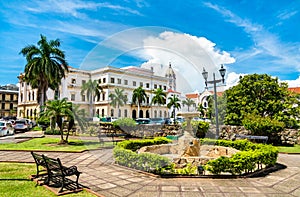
281,76,300,87
140,31,235,93
24,0,141,18
224,72,247,89
277,9,298,20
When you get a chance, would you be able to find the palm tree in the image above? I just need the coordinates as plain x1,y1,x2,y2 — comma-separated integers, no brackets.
109,88,127,117
81,79,102,118
19,35,69,110
40,98,74,144
151,88,166,106
167,95,181,123
132,86,147,118
182,98,196,112
71,104,88,134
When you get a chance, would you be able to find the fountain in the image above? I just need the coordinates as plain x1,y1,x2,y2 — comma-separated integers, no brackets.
138,112,239,169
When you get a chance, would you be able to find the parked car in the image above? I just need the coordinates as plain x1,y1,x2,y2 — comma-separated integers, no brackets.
150,118,165,125
135,118,151,124
14,119,30,132
0,121,14,136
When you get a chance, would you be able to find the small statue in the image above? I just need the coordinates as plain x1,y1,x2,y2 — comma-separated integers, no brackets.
181,139,200,157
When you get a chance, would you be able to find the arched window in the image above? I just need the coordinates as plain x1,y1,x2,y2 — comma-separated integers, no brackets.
111,109,114,117
101,109,105,117
132,110,136,119
139,110,143,118
124,109,128,117
154,110,157,118
118,109,121,117
159,110,162,117
146,110,150,118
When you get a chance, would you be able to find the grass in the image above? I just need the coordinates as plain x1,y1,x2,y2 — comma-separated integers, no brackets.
0,137,114,152
277,144,300,153
0,162,95,197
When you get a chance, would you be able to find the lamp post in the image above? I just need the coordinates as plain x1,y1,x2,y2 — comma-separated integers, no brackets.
202,65,226,139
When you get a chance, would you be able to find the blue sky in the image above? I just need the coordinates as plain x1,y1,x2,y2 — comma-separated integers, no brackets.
0,0,300,92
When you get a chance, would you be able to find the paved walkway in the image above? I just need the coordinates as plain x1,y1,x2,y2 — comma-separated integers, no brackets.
0,148,299,197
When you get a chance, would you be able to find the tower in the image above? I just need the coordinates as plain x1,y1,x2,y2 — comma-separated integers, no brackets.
165,62,176,91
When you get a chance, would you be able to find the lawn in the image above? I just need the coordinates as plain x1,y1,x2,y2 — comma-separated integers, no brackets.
0,163,95,197
0,137,114,152
277,144,300,153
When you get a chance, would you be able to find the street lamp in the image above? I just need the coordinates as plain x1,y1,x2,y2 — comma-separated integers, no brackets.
202,65,226,139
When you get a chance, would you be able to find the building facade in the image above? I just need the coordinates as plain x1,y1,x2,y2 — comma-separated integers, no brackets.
17,65,175,120
0,84,18,118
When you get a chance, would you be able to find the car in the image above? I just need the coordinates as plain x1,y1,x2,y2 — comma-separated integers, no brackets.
0,121,14,136
150,118,165,125
14,119,30,132
135,118,151,124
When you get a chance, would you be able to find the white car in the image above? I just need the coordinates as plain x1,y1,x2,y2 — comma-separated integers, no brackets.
0,121,14,136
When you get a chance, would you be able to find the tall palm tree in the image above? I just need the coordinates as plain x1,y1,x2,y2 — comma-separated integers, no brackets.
40,98,74,144
81,79,102,118
167,94,181,123
132,86,147,118
182,98,196,112
151,88,166,106
19,35,69,110
109,88,127,117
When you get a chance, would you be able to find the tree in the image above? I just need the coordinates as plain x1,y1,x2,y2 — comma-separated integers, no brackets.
151,88,166,106
167,94,181,122
109,88,128,117
132,86,147,118
225,74,299,127
40,98,74,144
81,79,102,118
182,98,195,112
19,35,69,110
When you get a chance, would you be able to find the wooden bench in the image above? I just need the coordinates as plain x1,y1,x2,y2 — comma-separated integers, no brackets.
235,134,268,143
31,151,47,178
42,155,81,193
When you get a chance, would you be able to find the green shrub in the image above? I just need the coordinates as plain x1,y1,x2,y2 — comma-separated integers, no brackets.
36,116,50,127
112,118,137,134
44,128,60,135
182,120,209,138
113,137,172,173
204,139,278,175
242,113,285,136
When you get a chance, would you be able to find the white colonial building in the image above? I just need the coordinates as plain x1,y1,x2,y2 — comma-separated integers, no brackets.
17,64,178,120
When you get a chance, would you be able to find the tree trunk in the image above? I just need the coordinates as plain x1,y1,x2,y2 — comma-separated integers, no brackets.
137,103,140,118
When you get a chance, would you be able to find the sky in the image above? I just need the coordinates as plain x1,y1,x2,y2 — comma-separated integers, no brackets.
0,0,300,93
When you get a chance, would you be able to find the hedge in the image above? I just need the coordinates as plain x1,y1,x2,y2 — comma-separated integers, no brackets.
203,139,278,175
113,137,172,172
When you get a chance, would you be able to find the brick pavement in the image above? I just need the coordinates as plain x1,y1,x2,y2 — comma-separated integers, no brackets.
0,149,299,197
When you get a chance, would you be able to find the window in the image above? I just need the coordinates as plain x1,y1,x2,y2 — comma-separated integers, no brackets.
163,86,167,90
71,78,76,84
117,78,121,84
159,85,162,89
124,109,128,117
111,109,114,117
10,94,13,100
32,92,35,101
102,92,106,101
82,80,86,85
101,109,105,117
110,77,115,83
103,78,106,83
98,79,102,84
118,109,121,117
140,82,143,87
71,94,75,101
146,83,150,88
124,80,128,85
133,81,136,86
20,93,23,102
154,84,157,89
1,103,4,110
82,95,85,102
28,93,31,101
1,94,4,101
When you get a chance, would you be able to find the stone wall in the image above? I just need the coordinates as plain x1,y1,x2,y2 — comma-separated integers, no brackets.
219,125,300,145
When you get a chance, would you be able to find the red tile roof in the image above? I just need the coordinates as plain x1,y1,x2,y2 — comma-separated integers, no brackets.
186,93,198,99
288,87,300,94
